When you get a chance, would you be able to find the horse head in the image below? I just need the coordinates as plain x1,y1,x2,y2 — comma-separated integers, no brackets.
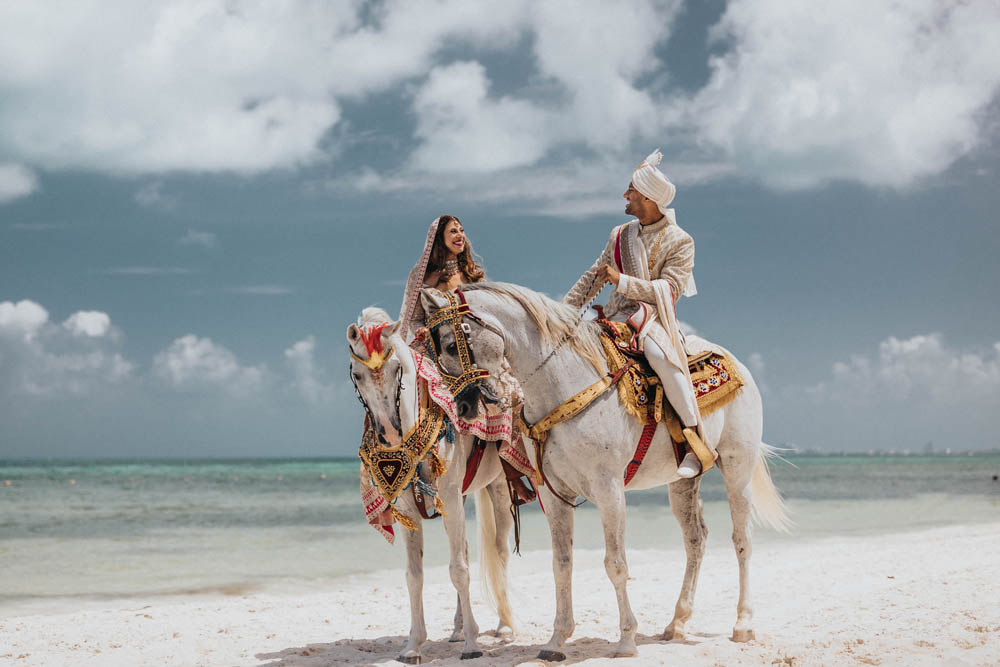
347,307,415,448
419,288,506,421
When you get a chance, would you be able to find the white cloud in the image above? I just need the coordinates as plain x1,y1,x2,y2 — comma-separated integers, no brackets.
817,333,1000,407
527,1,676,147
410,61,553,173
691,0,1000,189
0,163,38,203
178,229,217,248
0,1,684,183
0,1,354,173
0,299,48,340
343,155,729,219
284,336,340,405
0,301,132,396
63,311,111,338
407,2,682,175
783,333,1000,450
153,334,266,395
2,0,994,195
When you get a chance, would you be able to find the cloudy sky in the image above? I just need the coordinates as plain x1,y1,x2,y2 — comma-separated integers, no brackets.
2,0,999,458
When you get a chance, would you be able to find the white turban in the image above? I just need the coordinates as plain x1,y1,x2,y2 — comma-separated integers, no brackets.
631,149,675,215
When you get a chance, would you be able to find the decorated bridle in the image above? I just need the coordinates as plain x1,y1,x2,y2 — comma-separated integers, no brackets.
349,323,402,440
423,291,491,397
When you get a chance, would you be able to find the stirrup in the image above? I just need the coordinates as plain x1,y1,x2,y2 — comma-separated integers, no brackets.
682,427,716,474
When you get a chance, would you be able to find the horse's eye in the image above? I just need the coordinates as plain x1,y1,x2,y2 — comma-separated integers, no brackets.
353,372,363,382
446,342,458,355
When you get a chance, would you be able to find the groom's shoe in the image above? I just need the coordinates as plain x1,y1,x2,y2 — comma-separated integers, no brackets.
677,450,701,478
677,427,708,478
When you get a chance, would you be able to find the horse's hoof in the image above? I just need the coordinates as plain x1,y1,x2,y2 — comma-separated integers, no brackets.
731,628,755,643
460,650,483,659
398,655,421,665
538,649,566,662
613,646,638,658
662,627,685,642
447,632,463,643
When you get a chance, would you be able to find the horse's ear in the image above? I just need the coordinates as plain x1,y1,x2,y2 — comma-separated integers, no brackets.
420,288,449,317
384,320,402,340
346,323,362,350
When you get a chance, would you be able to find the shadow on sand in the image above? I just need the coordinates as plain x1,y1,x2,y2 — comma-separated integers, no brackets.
253,631,713,666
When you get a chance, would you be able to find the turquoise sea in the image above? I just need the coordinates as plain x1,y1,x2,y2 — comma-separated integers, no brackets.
1,455,998,616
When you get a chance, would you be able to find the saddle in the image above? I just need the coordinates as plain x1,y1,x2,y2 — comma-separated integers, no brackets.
596,318,744,432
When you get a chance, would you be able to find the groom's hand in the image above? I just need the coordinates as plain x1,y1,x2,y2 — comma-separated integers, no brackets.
597,264,621,286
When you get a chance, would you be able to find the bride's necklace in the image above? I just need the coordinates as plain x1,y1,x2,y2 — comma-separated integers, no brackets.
442,258,460,280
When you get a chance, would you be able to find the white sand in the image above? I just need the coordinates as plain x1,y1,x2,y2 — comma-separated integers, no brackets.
2,523,998,666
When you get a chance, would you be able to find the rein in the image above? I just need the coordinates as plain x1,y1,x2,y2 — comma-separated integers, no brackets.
516,271,605,391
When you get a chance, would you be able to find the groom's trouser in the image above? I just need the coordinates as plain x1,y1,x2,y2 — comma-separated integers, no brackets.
644,337,699,428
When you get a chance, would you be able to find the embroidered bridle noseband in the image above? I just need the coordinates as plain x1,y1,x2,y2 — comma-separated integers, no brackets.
423,291,493,399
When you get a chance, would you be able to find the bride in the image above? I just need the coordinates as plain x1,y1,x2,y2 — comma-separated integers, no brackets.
399,215,536,505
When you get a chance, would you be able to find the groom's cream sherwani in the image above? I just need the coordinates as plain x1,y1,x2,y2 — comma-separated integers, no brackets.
564,211,705,442
564,213,694,371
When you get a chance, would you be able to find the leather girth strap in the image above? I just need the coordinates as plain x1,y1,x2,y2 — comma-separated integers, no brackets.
411,481,440,521
523,359,636,507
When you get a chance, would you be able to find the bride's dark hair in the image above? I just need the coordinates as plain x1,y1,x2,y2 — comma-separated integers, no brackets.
427,214,485,283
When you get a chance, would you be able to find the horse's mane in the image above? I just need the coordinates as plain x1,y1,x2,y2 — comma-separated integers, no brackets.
462,282,606,374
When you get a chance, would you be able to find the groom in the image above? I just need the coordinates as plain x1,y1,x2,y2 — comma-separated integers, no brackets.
563,150,714,478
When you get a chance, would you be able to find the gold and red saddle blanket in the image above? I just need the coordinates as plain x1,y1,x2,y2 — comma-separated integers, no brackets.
598,319,744,426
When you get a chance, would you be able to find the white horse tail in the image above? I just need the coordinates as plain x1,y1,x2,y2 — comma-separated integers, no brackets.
475,487,514,629
750,442,792,533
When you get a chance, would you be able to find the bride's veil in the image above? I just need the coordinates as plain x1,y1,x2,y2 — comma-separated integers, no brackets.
398,217,441,340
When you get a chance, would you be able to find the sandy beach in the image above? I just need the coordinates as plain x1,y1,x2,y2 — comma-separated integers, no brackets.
3,521,997,666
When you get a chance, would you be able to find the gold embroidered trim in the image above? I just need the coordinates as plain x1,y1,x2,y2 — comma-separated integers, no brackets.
359,382,446,504
391,507,417,531
646,227,668,276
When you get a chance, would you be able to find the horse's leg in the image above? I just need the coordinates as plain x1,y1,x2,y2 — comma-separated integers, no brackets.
486,476,515,636
596,481,638,657
448,495,471,641
449,591,463,642
537,486,575,662
717,443,757,642
399,520,427,664
440,483,482,659
663,476,707,641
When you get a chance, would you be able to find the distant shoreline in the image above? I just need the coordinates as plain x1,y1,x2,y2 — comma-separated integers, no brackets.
3,451,1000,465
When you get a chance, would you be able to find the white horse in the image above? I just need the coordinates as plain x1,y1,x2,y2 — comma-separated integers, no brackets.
420,284,790,662
347,307,516,663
